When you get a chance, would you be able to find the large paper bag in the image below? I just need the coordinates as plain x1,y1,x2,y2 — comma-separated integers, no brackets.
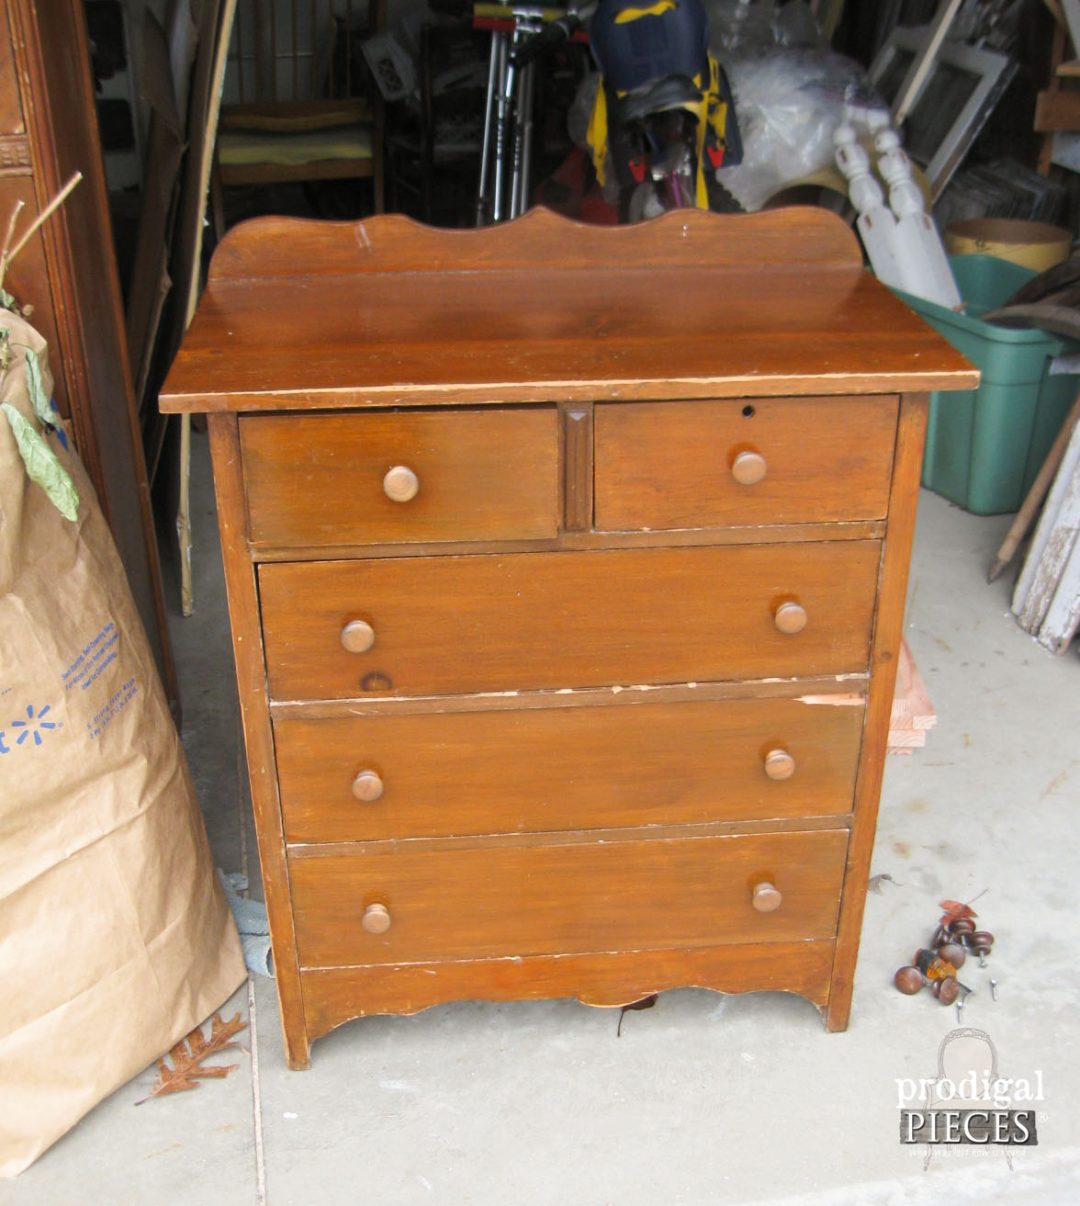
0,311,245,1177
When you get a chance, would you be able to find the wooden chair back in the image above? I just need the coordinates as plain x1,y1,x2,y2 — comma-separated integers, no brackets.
215,0,384,212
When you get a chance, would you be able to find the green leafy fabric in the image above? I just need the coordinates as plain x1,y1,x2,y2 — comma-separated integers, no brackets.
2,401,79,521
23,348,53,426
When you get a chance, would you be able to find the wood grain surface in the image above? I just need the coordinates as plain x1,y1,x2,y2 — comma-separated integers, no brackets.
240,407,560,547
289,828,849,967
595,395,898,529
159,209,978,412
172,211,977,1057
301,941,836,1041
259,541,882,700
828,394,929,1032
208,415,311,1068
273,696,865,842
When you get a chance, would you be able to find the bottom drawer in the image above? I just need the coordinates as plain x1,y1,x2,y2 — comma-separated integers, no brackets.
289,829,849,968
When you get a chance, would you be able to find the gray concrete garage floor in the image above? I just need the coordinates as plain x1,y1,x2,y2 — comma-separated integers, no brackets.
7,431,1079,1205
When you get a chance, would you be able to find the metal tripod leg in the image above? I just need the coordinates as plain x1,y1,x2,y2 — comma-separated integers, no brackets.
517,60,536,217
492,35,515,223
509,48,527,218
475,29,502,226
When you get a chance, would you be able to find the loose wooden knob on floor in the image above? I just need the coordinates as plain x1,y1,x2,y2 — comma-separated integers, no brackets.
731,450,767,486
351,770,384,802
751,881,783,912
362,903,392,934
773,601,807,635
340,619,375,653
383,465,420,503
763,748,796,781
894,966,925,995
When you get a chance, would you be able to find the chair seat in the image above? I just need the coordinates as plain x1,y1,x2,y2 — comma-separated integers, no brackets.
219,123,373,168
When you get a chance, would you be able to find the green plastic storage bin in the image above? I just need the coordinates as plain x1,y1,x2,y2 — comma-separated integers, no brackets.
893,254,1078,515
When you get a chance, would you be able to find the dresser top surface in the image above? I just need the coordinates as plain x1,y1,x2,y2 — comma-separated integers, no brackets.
160,207,977,413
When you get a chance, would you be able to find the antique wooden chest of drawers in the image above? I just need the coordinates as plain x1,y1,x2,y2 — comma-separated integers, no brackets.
161,208,975,1068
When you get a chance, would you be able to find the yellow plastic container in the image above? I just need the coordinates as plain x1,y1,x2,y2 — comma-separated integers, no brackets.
944,218,1071,273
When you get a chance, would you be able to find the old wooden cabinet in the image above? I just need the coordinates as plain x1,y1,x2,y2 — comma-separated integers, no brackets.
161,208,975,1068
1,0,175,703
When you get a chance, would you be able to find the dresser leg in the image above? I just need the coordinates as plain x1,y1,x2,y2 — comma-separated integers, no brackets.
285,1032,312,1070
824,986,853,1032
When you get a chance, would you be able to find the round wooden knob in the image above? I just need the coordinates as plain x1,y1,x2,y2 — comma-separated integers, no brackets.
933,976,960,1006
763,748,796,781
361,903,392,934
383,465,419,503
752,881,783,912
731,450,767,486
340,619,375,653
351,770,384,802
894,965,925,995
774,602,807,635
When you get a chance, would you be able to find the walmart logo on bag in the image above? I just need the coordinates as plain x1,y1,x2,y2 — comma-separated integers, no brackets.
0,703,59,754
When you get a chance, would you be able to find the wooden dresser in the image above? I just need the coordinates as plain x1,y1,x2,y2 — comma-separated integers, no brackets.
161,208,975,1068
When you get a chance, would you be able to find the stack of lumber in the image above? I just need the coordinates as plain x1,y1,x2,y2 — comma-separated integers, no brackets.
888,639,937,755
1012,416,1080,654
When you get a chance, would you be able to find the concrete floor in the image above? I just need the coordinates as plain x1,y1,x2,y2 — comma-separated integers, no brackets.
8,432,1079,1205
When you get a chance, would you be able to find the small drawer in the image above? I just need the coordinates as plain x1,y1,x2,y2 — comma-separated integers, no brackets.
289,829,848,967
274,697,864,843
259,541,880,700
239,407,559,548
594,396,897,530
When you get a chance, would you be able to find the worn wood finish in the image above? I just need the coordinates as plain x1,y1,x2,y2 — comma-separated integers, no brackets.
240,407,559,547
270,675,869,720
289,829,849,967
260,541,881,700
207,414,310,1069
594,396,898,530
302,941,836,1040
0,14,24,132
826,394,928,1032
561,403,593,532
158,210,977,413
211,205,866,278
288,813,855,858
273,696,866,842
250,519,889,562
170,210,974,1062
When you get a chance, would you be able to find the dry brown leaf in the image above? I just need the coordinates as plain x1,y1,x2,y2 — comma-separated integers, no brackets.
135,1012,247,1105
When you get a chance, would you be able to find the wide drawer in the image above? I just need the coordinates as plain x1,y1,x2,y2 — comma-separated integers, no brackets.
239,408,559,548
259,541,880,700
594,396,897,530
275,697,865,842
289,829,849,967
